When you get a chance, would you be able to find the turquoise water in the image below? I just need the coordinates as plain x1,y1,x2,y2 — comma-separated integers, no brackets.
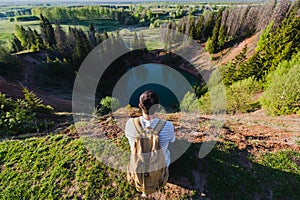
113,63,202,111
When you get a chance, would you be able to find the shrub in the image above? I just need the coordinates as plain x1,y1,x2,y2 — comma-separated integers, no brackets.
198,92,211,114
198,68,226,114
261,59,300,115
0,93,38,135
199,84,226,114
23,88,54,114
0,106,37,135
180,91,199,113
96,96,121,116
226,77,262,114
0,90,53,136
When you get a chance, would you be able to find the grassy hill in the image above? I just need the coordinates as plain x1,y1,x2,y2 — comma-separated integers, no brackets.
0,135,137,199
1,112,299,199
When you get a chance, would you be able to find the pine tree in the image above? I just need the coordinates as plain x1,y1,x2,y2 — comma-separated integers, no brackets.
188,16,196,40
67,26,76,51
33,29,44,50
88,23,97,48
54,22,71,57
11,35,23,53
218,24,226,48
271,0,291,29
14,25,28,48
26,27,36,50
103,30,109,40
223,62,236,85
210,10,222,53
40,14,56,48
202,12,215,42
195,15,204,41
72,28,91,68
223,45,248,84
205,37,214,53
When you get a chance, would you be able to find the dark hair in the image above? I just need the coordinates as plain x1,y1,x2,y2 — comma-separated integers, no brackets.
139,90,159,115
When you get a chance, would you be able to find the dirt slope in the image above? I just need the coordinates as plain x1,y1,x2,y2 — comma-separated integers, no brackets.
0,52,72,111
193,32,261,81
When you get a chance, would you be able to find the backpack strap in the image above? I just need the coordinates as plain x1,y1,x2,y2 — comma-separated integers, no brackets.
153,119,166,135
132,117,166,135
133,117,144,134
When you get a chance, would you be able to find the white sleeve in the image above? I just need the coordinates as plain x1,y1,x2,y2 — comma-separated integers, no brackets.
125,119,136,151
168,122,175,143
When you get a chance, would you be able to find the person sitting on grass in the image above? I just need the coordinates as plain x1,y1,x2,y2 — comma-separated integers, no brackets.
125,90,176,197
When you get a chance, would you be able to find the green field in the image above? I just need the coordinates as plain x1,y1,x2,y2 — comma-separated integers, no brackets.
0,18,165,50
119,27,165,50
0,20,40,44
0,19,123,44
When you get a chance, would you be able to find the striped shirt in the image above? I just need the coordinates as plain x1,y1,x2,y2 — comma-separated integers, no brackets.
125,116,175,167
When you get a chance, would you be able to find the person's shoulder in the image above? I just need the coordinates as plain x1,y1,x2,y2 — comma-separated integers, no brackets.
158,119,173,130
164,120,174,127
125,118,134,127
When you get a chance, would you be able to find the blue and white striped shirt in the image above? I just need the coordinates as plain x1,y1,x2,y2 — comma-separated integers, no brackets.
125,116,175,167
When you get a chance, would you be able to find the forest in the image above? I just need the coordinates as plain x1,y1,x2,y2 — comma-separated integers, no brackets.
0,0,299,199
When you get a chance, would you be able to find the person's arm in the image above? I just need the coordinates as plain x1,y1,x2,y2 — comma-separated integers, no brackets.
125,119,136,152
168,122,175,143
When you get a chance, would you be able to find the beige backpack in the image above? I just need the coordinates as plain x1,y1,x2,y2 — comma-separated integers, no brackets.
127,117,169,194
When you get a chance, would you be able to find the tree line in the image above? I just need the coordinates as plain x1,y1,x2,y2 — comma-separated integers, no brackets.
164,0,293,54
191,1,300,116
31,6,141,25
11,14,114,69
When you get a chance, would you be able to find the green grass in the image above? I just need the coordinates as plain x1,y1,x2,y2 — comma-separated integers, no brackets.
0,135,137,199
0,33,13,45
169,140,300,199
1,133,299,199
0,20,40,41
119,27,165,50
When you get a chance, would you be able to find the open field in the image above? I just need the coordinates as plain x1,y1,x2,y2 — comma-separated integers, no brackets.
120,27,165,49
0,18,165,50
0,20,40,43
0,19,122,43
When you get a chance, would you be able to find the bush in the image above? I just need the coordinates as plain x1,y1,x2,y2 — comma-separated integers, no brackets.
0,93,37,135
96,96,121,116
198,68,226,114
0,90,53,136
23,88,54,114
180,91,199,113
198,92,211,114
0,106,37,135
199,84,226,114
226,77,262,114
261,56,300,115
